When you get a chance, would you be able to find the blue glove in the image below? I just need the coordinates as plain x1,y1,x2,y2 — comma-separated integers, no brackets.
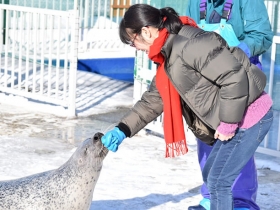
238,42,251,58
101,127,126,152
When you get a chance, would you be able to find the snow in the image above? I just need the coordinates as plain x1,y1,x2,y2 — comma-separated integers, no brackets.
0,72,279,210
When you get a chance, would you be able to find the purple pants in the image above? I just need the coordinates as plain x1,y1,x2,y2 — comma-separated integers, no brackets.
250,56,262,70
197,54,262,210
198,140,260,209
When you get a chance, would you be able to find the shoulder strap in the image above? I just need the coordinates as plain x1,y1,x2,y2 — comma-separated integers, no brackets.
222,0,233,20
200,0,207,20
200,0,233,21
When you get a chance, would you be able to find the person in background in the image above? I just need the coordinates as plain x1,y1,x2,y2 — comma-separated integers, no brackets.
101,3,273,210
186,0,273,209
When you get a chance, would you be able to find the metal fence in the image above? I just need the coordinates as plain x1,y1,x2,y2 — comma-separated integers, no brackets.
265,0,280,35
0,0,133,117
257,36,280,157
0,3,79,116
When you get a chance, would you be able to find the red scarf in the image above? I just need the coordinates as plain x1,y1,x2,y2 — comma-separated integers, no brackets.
148,16,198,158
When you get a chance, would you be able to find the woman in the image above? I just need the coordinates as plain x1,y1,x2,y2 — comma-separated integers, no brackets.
101,4,273,209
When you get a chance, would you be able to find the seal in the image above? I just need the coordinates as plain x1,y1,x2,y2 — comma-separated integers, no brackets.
0,132,108,210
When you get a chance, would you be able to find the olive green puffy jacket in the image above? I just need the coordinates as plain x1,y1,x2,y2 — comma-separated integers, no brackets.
119,25,266,138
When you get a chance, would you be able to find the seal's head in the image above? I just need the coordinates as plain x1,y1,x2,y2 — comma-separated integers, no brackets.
70,132,109,174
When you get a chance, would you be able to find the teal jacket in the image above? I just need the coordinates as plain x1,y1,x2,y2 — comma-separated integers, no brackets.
186,0,273,56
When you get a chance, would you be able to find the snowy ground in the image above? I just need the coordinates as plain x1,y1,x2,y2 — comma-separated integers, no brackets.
0,72,280,209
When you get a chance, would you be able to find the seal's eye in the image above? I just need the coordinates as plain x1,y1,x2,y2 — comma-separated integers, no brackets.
93,132,104,142
84,147,88,155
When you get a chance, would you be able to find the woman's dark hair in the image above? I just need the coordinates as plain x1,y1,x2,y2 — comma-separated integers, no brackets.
119,4,183,45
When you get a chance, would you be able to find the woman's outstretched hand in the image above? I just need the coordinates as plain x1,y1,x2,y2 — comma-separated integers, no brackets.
101,127,126,152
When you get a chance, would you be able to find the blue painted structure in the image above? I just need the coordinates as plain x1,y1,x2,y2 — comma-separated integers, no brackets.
77,57,135,83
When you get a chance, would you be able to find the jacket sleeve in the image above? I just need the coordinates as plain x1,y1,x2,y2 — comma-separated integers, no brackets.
186,0,200,22
181,31,249,123
240,0,273,56
119,76,163,137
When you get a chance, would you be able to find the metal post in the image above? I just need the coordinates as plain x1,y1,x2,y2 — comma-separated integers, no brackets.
2,0,9,44
68,0,79,117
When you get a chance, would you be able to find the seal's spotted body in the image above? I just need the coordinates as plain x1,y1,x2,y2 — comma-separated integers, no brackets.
0,132,108,210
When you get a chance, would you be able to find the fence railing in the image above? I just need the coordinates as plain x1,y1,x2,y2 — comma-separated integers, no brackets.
264,0,280,35
257,35,280,157
0,3,79,116
0,0,137,117
0,0,133,53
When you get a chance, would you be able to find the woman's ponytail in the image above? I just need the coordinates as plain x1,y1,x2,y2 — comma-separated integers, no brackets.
159,7,183,34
